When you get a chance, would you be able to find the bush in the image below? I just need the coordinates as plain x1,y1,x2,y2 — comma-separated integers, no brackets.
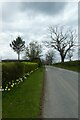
31,58,42,67
2,62,38,88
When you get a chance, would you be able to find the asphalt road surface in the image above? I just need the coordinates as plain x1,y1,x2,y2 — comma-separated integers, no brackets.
43,66,78,118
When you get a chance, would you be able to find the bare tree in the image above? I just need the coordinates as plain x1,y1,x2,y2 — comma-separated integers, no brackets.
67,48,74,61
44,26,77,62
45,49,55,65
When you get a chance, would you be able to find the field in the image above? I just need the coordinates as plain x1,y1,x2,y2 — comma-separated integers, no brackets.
53,60,80,72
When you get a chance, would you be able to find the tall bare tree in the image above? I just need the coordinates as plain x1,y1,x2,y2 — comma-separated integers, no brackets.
10,36,25,60
44,26,77,62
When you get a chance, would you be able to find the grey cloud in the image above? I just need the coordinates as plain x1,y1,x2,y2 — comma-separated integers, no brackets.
2,2,21,22
20,2,67,15
2,2,67,22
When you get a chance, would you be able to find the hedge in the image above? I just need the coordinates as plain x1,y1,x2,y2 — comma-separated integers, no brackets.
2,62,38,89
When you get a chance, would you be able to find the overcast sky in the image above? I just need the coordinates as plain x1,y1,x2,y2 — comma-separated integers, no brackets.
0,2,78,61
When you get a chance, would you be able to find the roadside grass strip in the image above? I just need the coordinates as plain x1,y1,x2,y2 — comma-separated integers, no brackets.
2,67,44,118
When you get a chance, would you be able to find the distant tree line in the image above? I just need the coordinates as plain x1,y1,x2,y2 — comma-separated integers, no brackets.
10,25,78,64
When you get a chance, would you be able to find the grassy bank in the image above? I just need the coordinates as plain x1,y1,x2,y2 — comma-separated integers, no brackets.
2,67,44,118
53,60,80,72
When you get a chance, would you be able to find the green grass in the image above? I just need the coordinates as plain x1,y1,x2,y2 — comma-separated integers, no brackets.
2,67,44,118
53,60,80,72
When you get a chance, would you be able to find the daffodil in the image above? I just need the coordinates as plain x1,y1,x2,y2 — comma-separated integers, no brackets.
5,88,7,91
6,86,8,89
24,77,26,79
21,79,23,82
16,79,19,82
8,88,10,91
0,86,2,88
19,78,22,81
11,85,13,87
9,82,11,84
27,73,29,76
0,88,2,91
12,83,14,86
2,89,4,91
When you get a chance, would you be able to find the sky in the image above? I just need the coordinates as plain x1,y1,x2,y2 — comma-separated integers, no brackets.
0,2,78,61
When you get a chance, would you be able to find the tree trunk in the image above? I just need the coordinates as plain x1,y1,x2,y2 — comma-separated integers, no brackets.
18,53,20,61
61,56,65,62
70,57,71,61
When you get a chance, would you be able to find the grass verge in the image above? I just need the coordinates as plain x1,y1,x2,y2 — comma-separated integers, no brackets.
2,67,44,118
53,60,80,72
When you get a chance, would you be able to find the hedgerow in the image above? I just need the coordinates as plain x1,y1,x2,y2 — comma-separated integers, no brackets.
2,62,38,90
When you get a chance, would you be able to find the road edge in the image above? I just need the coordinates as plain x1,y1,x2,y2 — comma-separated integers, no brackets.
38,66,46,118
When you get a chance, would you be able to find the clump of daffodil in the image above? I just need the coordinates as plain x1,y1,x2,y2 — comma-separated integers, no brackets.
14,83,17,85
5,88,7,91
9,82,11,85
24,76,26,79
0,86,2,88
21,79,23,82
16,79,19,82
19,78,22,81
24,77,27,79
6,86,8,89
11,84,13,88
2,89,4,91
8,88,10,91
27,73,30,76
23,76,26,80
0,88,2,91
12,83,15,86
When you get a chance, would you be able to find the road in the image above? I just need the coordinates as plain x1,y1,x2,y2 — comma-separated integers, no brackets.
43,66,78,118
